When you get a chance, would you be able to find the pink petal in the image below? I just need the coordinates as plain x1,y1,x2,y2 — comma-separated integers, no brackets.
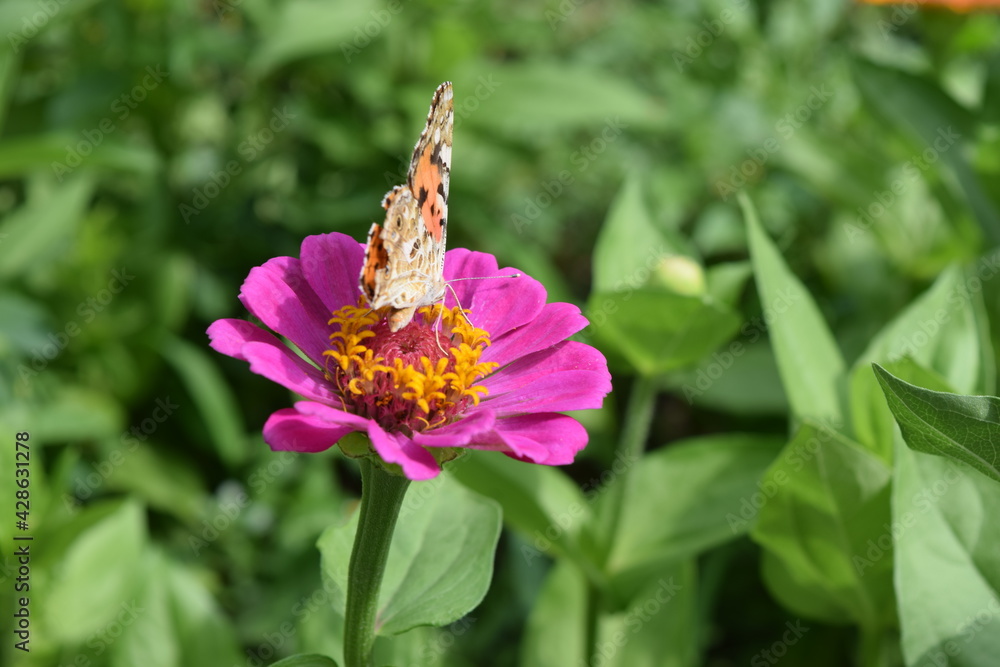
459,413,589,465
367,422,441,480
207,318,273,359
300,233,367,314
295,402,442,480
482,341,611,414
484,301,590,368
263,408,359,453
411,409,497,447
442,249,499,310
208,319,337,404
239,256,332,364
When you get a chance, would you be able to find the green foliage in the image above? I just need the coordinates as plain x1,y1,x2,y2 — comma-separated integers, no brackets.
3,0,1000,665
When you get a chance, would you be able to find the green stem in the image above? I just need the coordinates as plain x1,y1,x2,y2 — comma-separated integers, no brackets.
586,374,658,660
595,374,658,562
343,459,411,667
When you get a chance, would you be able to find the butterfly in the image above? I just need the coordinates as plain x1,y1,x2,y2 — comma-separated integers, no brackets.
360,81,453,332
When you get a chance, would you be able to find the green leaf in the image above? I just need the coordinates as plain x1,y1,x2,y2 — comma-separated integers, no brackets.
587,288,740,377
592,175,686,294
449,452,599,575
0,134,160,178
521,560,588,667
31,386,124,444
665,339,788,416
593,560,698,667
0,174,95,279
318,473,501,635
165,556,242,666
458,62,667,134
269,656,340,667
110,551,178,667
873,364,1000,485
605,434,782,601
741,192,846,424
852,58,1000,244
893,446,1000,666
159,333,247,465
43,500,147,643
249,0,378,75
751,423,894,628
849,265,986,458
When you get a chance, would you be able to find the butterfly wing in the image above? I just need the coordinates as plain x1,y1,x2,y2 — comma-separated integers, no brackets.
360,82,453,331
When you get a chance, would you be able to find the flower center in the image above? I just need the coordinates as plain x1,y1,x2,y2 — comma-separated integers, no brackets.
323,302,497,435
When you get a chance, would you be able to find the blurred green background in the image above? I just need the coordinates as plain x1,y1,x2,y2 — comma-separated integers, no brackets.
1,0,999,665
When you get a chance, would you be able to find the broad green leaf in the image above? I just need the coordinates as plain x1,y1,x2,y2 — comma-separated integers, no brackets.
874,364,1000,485
160,333,247,465
852,59,1000,244
249,0,377,75
741,193,846,424
165,556,242,666
705,260,752,307
31,386,123,444
111,551,178,667
0,174,95,279
606,434,782,601
751,424,894,628
592,175,686,294
521,560,588,667
587,288,740,377
449,452,599,576
665,339,788,416
849,266,982,458
106,444,206,522
318,474,501,635
893,446,1000,666
0,135,160,177
269,656,340,667
458,62,666,133
593,560,698,667
44,500,147,643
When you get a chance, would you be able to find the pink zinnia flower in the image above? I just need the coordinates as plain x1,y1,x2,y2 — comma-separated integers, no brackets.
208,232,611,480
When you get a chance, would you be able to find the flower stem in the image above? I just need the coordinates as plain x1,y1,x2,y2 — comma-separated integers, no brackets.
595,374,658,561
586,375,658,662
343,458,411,667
